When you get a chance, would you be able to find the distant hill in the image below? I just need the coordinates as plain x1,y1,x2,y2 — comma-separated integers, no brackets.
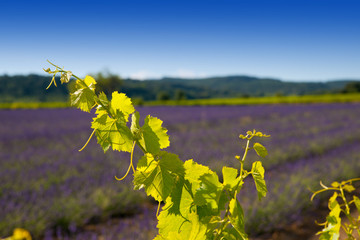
0,74,69,102
0,74,358,102
120,76,358,100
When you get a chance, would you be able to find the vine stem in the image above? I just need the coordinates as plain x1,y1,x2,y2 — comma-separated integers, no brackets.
214,192,232,240
115,141,136,181
241,138,251,163
339,186,350,215
239,139,250,180
215,138,252,239
135,139,147,154
310,187,339,201
233,138,251,199
339,186,360,237
156,201,161,216
79,129,96,151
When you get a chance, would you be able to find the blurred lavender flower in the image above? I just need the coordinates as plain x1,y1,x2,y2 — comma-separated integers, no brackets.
1,103,360,239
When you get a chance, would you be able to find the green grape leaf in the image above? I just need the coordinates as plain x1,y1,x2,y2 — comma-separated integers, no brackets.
157,212,207,240
218,190,228,212
194,172,223,212
221,227,245,240
137,115,170,154
157,180,193,236
164,178,189,215
165,232,183,240
222,166,242,191
60,71,72,84
134,152,184,202
331,181,340,188
318,201,341,240
153,235,165,240
253,142,268,157
184,159,225,212
187,212,208,240
70,76,97,112
84,75,96,90
91,112,133,152
110,91,135,120
353,196,360,213
329,192,338,210
343,184,355,193
130,111,141,136
160,211,209,240
96,92,110,111
229,198,247,240
184,159,212,189
251,161,267,200
157,206,191,238
71,87,96,112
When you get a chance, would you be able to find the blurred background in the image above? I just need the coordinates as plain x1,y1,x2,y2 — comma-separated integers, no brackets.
1,0,360,239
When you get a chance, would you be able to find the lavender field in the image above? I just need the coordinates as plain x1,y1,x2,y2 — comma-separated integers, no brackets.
1,103,360,239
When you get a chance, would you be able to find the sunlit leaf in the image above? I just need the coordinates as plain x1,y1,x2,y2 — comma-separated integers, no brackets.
187,212,208,240
343,184,355,193
184,159,212,189
60,71,72,84
156,179,193,235
251,161,267,200
221,227,244,240
222,166,241,191
91,112,133,152
319,203,341,240
194,172,223,212
84,75,96,90
130,111,141,136
134,152,184,202
138,115,170,154
70,79,96,112
110,91,135,120
253,142,268,157
353,196,360,214
328,192,338,210
317,194,341,240
96,91,110,111
11,228,32,240
229,198,247,240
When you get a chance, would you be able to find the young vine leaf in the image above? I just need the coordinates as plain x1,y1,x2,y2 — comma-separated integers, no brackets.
131,113,170,154
253,142,268,158
133,151,184,202
91,112,134,152
229,198,247,240
317,193,341,239
251,161,267,200
222,166,241,191
194,172,223,212
70,76,97,112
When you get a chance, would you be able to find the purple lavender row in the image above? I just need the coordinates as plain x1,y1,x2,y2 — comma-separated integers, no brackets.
1,103,360,238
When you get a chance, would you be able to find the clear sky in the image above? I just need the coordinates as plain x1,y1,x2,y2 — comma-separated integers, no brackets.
1,0,359,81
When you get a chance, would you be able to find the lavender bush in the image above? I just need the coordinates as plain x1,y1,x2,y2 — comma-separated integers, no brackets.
1,103,360,239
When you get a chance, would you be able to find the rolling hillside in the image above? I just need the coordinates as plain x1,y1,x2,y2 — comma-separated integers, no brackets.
0,74,358,102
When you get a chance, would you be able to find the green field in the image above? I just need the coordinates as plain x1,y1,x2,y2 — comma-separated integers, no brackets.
146,93,360,105
2,93,360,109
0,102,70,109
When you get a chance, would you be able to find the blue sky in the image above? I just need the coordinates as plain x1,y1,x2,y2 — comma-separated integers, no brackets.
0,0,359,81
